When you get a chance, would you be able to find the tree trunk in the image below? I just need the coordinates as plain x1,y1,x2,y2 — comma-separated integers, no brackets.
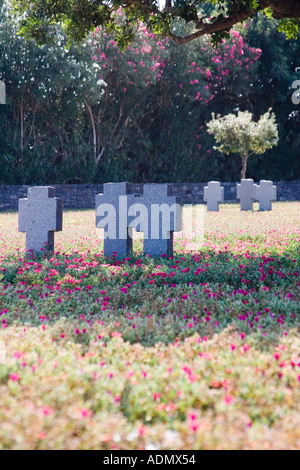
241,155,248,180
20,99,24,152
85,101,97,162
167,1,300,45
270,0,300,19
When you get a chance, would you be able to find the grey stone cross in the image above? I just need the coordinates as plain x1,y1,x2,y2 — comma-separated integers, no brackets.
18,186,63,254
130,184,182,257
256,180,277,211
95,182,135,259
237,179,258,211
204,181,224,211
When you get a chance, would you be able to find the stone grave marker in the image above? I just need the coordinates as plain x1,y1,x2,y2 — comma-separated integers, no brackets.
95,182,135,259
18,186,63,254
203,181,224,212
130,184,182,257
256,180,277,211
237,179,258,211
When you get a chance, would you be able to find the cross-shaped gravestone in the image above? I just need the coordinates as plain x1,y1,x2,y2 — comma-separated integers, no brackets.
95,182,135,259
130,184,182,257
237,179,258,211
203,181,224,212
18,186,63,254
256,180,277,211
0,80,5,105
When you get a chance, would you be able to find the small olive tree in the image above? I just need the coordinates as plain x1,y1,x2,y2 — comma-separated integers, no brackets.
206,109,279,179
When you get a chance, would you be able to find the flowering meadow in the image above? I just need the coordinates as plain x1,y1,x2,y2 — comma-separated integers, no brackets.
0,202,299,450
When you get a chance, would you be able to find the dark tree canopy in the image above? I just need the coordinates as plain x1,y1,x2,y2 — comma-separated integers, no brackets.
11,0,300,47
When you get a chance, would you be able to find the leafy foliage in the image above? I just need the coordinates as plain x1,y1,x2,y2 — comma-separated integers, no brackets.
11,0,300,48
207,109,279,178
1,4,300,183
0,2,107,183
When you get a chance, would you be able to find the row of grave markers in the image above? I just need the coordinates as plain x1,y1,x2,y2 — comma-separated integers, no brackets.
204,179,277,211
17,180,277,258
95,183,182,258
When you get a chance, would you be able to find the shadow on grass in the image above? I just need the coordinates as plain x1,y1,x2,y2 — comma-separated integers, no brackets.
0,245,299,348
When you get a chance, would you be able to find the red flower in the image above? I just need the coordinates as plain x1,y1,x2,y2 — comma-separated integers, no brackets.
10,373,20,382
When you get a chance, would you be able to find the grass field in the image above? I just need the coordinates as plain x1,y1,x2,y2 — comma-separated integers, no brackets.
0,202,299,449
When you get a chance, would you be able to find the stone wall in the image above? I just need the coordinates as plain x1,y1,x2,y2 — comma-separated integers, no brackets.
0,180,300,211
